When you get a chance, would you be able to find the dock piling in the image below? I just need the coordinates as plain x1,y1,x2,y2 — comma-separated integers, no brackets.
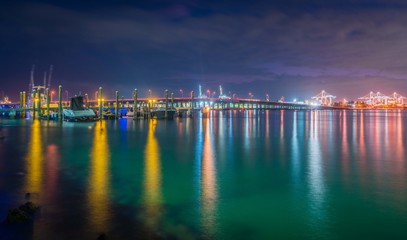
58,85,62,121
115,91,119,119
19,92,22,109
190,91,194,117
38,90,42,119
133,89,138,120
171,92,174,109
85,94,89,108
32,89,37,120
46,88,50,120
98,87,103,120
22,91,26,118
165,89,168,119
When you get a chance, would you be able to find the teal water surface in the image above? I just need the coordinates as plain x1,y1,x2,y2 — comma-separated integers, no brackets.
0,110,407,239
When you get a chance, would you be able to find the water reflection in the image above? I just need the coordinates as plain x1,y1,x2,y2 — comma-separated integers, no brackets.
45,144,59,201
358,112,367,184
341,111,350,181
291,111,300,187
279,110,286,161
88,120,111,232
396,111,405,162
307,111,326,234
280,110,285,139
25,120,43,194
142,120,162,232
394,112,406,209
243,110,253,153
200,118,217,238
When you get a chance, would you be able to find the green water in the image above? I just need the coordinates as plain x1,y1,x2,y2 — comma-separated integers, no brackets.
0,110,406,239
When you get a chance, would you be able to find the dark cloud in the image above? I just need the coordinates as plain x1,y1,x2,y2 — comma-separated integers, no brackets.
1,0,407,101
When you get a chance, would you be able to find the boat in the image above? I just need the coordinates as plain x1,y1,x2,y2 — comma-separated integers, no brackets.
124,109,134,118
124,110,142,119
151,108,176,119
63,96,99,122
102,109,116,120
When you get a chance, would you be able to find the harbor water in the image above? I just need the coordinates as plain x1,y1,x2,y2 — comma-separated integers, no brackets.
0,110,407,239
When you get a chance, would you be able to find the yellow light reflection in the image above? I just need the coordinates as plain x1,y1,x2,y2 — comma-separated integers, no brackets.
25,120,43,194
88,120,110,231
201,118,217,238
143,120,162,232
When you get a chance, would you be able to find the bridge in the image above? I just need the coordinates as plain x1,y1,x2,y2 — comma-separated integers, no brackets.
0,97,338,119
0,86,345,119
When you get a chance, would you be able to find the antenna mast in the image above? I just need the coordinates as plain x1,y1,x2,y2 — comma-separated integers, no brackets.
29,64,35,91
43,71,47,95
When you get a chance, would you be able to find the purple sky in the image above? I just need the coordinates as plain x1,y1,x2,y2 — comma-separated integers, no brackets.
1,0,407,101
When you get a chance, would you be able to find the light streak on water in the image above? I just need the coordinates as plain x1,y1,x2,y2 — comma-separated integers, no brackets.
142,120,162,233
88,120,111,232
26,119,42,194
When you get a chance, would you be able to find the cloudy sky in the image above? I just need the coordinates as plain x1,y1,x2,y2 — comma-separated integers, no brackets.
1,0,407,101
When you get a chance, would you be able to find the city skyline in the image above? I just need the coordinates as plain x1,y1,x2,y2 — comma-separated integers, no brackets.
2,0,407,101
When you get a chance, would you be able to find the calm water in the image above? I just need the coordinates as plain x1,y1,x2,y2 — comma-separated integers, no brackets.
0,110,407,239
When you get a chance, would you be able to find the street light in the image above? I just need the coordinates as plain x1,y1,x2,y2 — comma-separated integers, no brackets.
148,89,152,98
51,90,55,102
179,89,183,98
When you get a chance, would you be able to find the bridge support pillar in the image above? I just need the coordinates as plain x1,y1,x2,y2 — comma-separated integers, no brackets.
46,88,50,120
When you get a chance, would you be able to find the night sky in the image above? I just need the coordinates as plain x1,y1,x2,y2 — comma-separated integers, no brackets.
2,0,407,101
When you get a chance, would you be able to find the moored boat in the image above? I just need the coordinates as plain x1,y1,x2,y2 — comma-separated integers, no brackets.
63,96,98,122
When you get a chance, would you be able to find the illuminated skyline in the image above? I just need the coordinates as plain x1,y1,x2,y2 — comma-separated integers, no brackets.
2,0,407,100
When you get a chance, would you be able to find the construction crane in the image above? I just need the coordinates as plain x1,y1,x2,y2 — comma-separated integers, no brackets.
359,91,405,106
312,90,336,105
47,65,53,89
29,64,35,93
27,64,54,106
